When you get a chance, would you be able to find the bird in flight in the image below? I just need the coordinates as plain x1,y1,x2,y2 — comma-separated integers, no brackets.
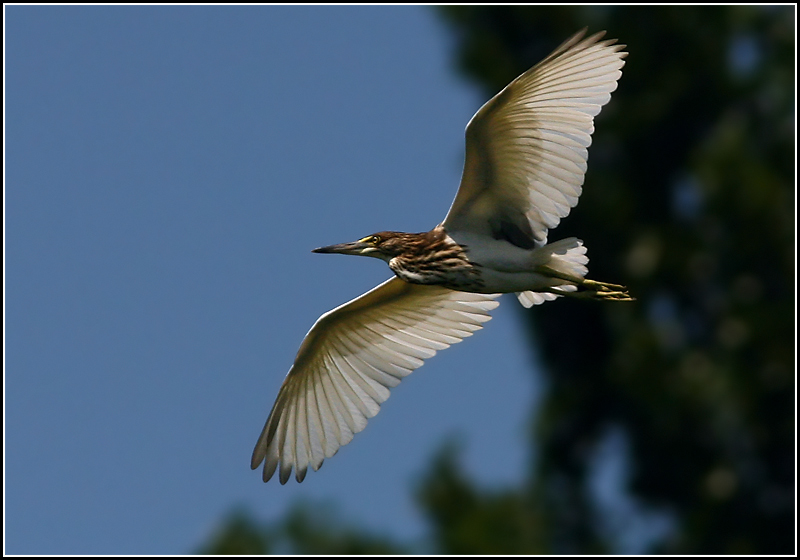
252,29,632,484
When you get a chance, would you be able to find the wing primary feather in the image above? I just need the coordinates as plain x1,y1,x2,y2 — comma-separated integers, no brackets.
306,370,328,470
346,353,404,389
317,366,351,446
293,377,310,482
278,392,298,484
313,369,343,457
323,349,375,421
336,327,416,378
334,351,390,405
319,359,360,437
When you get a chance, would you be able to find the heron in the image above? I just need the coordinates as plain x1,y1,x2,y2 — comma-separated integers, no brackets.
252,29,632,484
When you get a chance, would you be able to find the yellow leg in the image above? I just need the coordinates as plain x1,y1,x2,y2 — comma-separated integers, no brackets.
536,266,635,301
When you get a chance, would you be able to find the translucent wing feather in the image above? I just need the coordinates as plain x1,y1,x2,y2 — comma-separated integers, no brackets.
251,277,500,483
442,29,627,248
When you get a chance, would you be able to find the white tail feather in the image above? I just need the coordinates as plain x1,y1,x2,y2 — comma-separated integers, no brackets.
516,238,589,307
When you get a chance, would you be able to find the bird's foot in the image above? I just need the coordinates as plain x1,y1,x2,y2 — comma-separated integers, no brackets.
578,279,635,301
535,267,635,301
581,278,627,291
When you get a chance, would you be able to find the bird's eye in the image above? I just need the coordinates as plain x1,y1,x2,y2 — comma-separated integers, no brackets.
371,236,381,244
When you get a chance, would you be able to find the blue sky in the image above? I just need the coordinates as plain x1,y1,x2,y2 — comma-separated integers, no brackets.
5,7,543,553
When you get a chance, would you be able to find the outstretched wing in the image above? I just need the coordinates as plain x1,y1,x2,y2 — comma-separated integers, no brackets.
442,29,627,249
251,277,501,483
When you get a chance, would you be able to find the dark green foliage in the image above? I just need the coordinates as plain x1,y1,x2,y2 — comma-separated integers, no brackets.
437,5,794,554
276,502,404,555
198,510,272,555
198,504,406,555
414,442,550,554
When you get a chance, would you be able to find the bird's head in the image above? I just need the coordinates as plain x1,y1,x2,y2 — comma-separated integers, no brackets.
312,231,421,262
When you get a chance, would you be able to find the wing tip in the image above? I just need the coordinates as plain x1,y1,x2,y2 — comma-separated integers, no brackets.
250,451,264,471
570,28,628,60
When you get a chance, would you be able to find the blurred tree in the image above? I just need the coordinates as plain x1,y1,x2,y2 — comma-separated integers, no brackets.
412,441,552,554
426,5,795,555
198,5,794,555
198,509,273,555
198,503,406,555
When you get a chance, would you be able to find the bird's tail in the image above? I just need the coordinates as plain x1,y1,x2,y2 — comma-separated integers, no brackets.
516,238,633,307
516,238,587,307
534,237,589,277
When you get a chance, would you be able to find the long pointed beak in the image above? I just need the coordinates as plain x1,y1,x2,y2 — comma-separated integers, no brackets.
312,241,373,256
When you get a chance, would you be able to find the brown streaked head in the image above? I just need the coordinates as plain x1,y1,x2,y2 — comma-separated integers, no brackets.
312,230,438,262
